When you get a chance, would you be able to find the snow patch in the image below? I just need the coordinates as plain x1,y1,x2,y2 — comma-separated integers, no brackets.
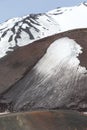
0,111,9,115
83,112,87,115
48,3,87,31
35,37,86,75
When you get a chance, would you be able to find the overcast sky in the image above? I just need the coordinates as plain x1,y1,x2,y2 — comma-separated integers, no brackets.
0,0,87,23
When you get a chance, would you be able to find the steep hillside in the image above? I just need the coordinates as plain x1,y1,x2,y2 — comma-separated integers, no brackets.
0,29,87,112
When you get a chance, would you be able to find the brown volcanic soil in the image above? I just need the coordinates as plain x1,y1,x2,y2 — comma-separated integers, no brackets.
0,28,87,113
0,110,87,130
0,28,87,94
0,34,60,94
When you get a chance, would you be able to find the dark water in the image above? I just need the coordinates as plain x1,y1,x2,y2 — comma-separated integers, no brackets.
0,110,87,130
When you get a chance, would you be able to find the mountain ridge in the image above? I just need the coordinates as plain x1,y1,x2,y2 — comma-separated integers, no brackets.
0,3,87,58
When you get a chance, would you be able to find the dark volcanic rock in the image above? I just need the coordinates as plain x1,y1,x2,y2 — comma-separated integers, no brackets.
0,29,87,112
0,110,87,130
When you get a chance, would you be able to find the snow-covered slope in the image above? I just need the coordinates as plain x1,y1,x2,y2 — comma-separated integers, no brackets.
1,36,87,111
35,37,85,76
0,2,87,58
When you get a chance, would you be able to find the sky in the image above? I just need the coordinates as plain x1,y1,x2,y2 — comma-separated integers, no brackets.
0,0,87,23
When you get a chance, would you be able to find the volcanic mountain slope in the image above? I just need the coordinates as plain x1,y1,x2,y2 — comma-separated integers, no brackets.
0,28,87,112
0,2,87,58
0,3,87,113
